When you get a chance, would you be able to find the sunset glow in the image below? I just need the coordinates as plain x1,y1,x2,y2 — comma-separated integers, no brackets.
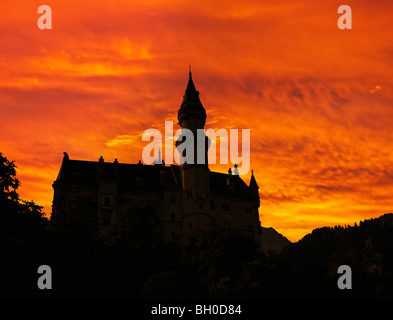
1,0,393,241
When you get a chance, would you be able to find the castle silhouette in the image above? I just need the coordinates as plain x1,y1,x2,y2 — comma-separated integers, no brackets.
52,70,261,245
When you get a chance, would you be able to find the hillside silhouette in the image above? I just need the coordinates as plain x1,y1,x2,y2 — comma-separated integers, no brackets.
1,152,393,299
281,213,393,299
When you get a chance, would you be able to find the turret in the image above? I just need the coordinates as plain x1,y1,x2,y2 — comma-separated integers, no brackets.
177,67,207,130
249,170,259,199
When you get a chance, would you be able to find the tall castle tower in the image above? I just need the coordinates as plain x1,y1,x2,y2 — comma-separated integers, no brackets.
176,68,211,237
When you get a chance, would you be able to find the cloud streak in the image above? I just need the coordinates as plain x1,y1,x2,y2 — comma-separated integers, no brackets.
1,0,393,241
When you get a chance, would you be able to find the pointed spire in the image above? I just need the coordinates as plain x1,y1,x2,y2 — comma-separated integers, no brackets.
249,170,259,189
178,67,207,126
249,170,259,199
185,66,198,98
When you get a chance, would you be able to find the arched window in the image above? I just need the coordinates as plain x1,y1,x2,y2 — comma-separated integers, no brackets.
169,194,176,204
104,197,111,207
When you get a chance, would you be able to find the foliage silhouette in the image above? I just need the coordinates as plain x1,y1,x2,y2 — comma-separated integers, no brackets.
1,151,393,299
0,152,49,298
281,214,393,299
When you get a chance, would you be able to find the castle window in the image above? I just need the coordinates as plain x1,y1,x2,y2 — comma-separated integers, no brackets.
224,220,230,228
103,215,110,225
187,189,193,199
210,201,215,210
189,223,193,231
245,206,252,214
247,224,254,232
171,213,176,222
222,203,230,211
199,202,202,210
101,194,113,207
169,194,176,204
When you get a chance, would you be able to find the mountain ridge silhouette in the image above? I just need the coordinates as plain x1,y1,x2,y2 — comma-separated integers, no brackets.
279,213,393,298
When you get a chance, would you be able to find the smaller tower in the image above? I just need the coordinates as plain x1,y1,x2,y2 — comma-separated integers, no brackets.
248,170,261,237
249,170,259,199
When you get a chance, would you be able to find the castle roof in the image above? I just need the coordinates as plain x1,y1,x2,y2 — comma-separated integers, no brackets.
55,156,255,199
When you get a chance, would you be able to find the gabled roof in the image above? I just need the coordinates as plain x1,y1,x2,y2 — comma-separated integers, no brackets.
209,171,254,199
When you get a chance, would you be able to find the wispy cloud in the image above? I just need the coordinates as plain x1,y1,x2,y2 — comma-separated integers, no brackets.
1,0,393,241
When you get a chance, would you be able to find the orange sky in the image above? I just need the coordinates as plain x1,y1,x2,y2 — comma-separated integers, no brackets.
1,0,393,241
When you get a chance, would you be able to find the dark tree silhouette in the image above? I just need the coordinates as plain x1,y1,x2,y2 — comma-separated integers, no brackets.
0,152,46,221
143,226,262,299
0,152,47,233
0,152,49,298
0,152,21,215
108,201,161,252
